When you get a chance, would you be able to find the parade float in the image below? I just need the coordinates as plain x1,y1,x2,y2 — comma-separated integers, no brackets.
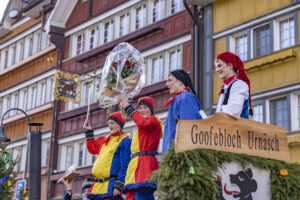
151,113,300,200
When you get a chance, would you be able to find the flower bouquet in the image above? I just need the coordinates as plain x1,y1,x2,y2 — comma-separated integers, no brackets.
98,42,145,108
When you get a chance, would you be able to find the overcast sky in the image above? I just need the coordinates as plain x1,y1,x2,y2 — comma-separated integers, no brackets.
0,0,9,21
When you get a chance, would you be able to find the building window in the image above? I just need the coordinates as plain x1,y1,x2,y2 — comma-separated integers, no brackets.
153,0,165,23
13,93,18,115
169,49,181,72
254,24,271,57
22,89,27,111
40,82,46,105
235,34,248,61
250,103,263,122
66,146,73,169
89,28,98,50
171,0,183,14
5,96,11,118
30,86,36,109
280,17,295,49
28,37,33,57
151,56,163,84
3,50,8,69
45,142,50,166
119,13,130,37
76,34,85,55
136,5,147,30
14,148,22,172
270,97,288,130
19,42,24,61
36,32,42,53
11,46,16,65
104,20,114,43
78,142,86,167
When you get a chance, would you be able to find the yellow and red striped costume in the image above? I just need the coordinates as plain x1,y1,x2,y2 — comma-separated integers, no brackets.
124,111,162,192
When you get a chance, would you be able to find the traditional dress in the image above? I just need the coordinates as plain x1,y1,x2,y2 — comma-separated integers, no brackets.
123,97,162,200
85,112,131,200
162,89,202,154
215,52,252,119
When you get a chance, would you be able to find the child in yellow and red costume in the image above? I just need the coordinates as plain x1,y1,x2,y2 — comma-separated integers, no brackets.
119,97,162,200
84,112,131,200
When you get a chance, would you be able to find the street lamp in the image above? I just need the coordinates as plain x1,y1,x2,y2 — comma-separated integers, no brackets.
0,108,42,200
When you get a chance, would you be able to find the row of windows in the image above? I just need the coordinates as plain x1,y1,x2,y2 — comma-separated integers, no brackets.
0,77,54,119
0,30,51,71
65,45,182,111
250,93,300,132
229,14,296,61
71,0,184,57
7,139,50,172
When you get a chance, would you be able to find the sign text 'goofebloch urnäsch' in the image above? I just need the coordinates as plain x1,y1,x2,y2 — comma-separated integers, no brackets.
174,113,290,162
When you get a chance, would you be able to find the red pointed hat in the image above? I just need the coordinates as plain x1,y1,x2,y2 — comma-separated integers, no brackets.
138,96,154,115
107,112,125,128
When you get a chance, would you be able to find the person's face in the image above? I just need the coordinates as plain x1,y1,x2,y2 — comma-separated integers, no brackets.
215,59,235,80
107,119,121,134
138,104,151,118
166,74,184,95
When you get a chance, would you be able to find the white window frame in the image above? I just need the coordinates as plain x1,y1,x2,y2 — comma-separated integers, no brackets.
1,48,9,70
25,34,34,58
117,11,130,38
149,53,164,85
87,26,98,50
250,101,264,123
9,44,17,66
11,92,19,116
150,0,166,23
268,95,289,131
16,39,25,63
273,14,295,51
29,85,37,110
77,141,86,167
165,46,182,76
37,81,46,106
290,92,300,131
19,88,28,111
34,31,42,53
101,18,115,44
229,31,248,61
169,0,184,15
46,77,54,103
73,31,85,56
132,3,147,31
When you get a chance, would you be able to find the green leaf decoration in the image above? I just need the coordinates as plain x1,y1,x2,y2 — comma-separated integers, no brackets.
150,145,300,200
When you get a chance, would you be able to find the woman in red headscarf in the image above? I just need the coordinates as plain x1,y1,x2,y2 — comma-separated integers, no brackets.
214,51,252,119
119,97,162,200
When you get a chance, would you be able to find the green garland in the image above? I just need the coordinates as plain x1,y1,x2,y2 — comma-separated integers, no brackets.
150,147,300,200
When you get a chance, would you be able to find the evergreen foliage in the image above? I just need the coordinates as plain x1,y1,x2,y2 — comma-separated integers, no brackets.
0,142,18,200
150,147,300,200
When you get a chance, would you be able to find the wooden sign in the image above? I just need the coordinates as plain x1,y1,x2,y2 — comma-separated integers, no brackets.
174,112,290,162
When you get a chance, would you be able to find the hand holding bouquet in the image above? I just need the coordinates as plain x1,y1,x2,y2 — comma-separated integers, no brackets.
98,42,145,108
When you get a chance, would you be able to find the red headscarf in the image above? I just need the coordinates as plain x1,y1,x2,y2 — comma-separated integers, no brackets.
216,52,252,113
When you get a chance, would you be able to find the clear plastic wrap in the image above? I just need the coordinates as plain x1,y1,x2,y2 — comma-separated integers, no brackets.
97,42,145,108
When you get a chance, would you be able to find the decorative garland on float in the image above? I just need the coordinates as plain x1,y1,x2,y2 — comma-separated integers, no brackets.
150,147,300,200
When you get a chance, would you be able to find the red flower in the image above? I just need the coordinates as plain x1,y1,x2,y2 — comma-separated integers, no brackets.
112,62,118,69
125,60,130,66
26,187,28,191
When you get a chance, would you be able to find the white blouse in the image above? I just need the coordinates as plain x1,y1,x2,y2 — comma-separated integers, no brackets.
216,79,249,119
